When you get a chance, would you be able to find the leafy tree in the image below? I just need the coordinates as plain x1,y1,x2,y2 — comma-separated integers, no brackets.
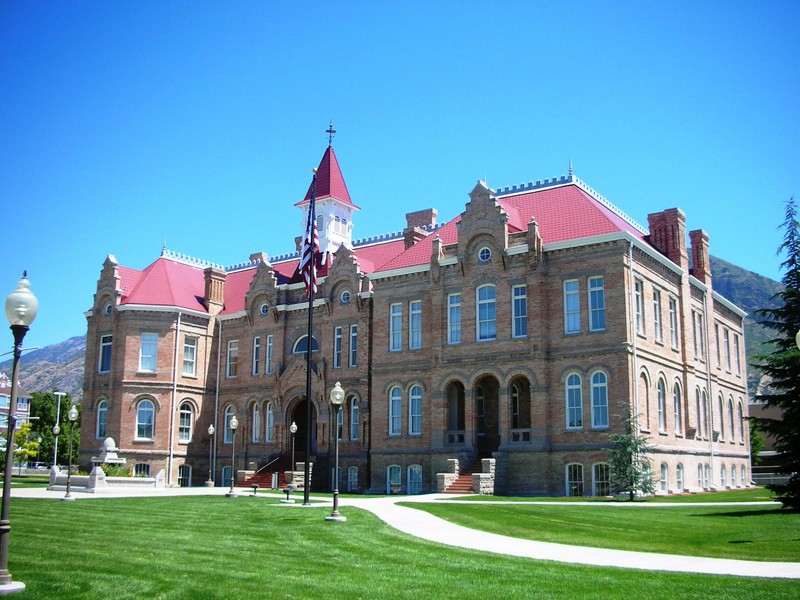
608,405,656,500
29,391,80,466
749,421,765,468
753,196,800,509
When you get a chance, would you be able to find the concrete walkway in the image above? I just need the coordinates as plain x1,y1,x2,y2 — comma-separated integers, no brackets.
12,486,800,579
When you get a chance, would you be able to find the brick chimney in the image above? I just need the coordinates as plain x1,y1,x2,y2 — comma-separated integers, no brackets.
403,208,437,249
689,229,711,283
204,267,226,316
647,208,688,271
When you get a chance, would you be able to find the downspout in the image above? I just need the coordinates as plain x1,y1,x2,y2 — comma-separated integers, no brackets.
167,312,182,486
213,319,223,483
628,240,640,420
703,290,715,487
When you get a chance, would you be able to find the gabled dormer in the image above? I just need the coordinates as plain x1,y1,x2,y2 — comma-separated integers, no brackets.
295,145,360,257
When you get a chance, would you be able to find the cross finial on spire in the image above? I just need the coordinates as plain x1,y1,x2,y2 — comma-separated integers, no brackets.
326,120,336,147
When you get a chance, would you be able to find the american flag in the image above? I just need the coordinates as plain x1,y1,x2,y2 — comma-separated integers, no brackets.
300,172,319,298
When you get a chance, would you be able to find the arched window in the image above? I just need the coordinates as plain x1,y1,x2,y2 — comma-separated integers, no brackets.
251,404,261,443
728,398,735,442
697,464,703,488
292,335,319,356
673,382,683,434
566,374,582,429
695,388,702,437
511,383,521,429
721,464,727,488
718,394,725,441
178,401,193,443
730,463,737,488
592,463,610,496
704,464,710,488
740,464,746,487
221,465,232,488
476,284,496,341
347,466,358,492
591,371,609,429
657,378,667,432
178,464,191,487
350,397,359,441
566,463,583,496
409,385,422,435
224,405,236,444
407,464,423,495
660,463,668,492
389,387,402,436
676,464,684,491
701,390,709,439
737,400,745,441
265,402,274,443
336,404,344,441
387,465,401,494
136,399,155,440
96,399,108,439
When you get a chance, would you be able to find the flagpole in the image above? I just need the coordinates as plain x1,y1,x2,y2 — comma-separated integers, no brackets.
303,169,317,506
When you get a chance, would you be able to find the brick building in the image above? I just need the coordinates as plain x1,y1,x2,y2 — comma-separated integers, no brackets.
79,145,751,495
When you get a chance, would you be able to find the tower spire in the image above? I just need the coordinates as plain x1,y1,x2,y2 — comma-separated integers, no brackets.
326,120,336,147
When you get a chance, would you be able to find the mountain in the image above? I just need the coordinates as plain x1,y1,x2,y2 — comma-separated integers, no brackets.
0,335,85,397
0,257,784,400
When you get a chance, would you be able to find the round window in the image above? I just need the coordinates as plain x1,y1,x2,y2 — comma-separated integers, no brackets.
478,247,492,262
340,290,351,304
260,303,269,316
103,302,113,315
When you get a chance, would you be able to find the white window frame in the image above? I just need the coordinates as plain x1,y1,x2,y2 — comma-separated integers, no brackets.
409,300,422,349
389,303,402,351
512,284,527,338
669,297,679,348
350,397,359,441
566,463,583,496
265,402,274,443
590,371,609,429
252,403,261,443
252,336,261,376
476,284,496,341
99,334,113,373
657,378,667,433
676,464,684,491
673,382,683,434
178,401,193,443
566,373,582,430
387,465,401,494
266,335,273,374
183,336,197,376
660,463,668,492
592,462,610,496
389,387,402,436
723,328,731,371
733,334,741,374
136,399,155,440
653,289,662,342
588,276,605,332
409,385,422,436
139,333,158,373
563,280,580,334
96,399,108,439
178,464,191,487
333,326,343,369
349,325,358,367
226,340,239,378
634,279,644,335
224,406,236,444
407,464,423,495
347,466,358,492
447,293,462,344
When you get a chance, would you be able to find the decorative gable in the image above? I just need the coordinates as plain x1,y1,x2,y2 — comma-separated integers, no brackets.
457,181,510,264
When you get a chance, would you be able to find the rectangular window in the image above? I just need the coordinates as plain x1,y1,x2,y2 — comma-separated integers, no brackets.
226,340,239,378
714,323,721,366
477,285,496,341
252,337,261,376
266,335,273,374
389,303,402,351
693,311,705,359
588,276,605,332
653,289,662,342
99,334,113,373
512,284,527,338
734,334,741,374
724,329,731,371
447,293,462,344
563,280,580,334
139,333,158,372
409,387,422,435
336,406,343,441
409,300,422,349
669,297,679,348
183,336,197,376
634,279,644,335
333,326,343,369
349,325,358,367
178,405,192,442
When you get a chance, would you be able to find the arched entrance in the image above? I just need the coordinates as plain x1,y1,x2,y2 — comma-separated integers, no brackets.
290,397,318,458
475,375,500,457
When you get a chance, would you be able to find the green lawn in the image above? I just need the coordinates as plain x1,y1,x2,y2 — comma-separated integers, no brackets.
404,496,800,561
6,495,798,599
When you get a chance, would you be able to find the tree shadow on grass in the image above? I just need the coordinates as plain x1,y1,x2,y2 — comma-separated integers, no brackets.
691,508,788,518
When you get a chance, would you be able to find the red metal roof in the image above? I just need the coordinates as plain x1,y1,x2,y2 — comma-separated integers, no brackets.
296,146,359,209
122,258,206,311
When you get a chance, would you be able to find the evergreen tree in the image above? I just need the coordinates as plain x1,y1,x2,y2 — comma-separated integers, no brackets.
608,405,656,500
753,196,800,509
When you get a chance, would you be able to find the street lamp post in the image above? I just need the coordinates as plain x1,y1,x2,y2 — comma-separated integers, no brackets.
290,421,297,482
52,392,65,467
62,404,78,502
325,382,346,523
36,437,42,464
226,416,238,498
1,272,38,593
206,424,215,487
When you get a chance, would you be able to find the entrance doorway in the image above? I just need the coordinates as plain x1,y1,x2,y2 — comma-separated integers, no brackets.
290,398,318,458
475,375,500,457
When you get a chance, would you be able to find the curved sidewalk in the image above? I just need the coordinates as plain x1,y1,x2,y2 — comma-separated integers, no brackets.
342,494,800,579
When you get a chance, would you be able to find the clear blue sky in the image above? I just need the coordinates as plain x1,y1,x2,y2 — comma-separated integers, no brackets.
1,1,798,350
